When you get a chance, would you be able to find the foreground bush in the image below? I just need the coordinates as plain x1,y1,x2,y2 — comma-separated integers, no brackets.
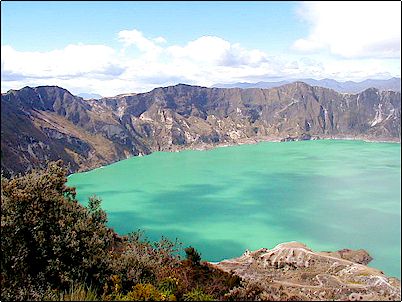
1,161,115,300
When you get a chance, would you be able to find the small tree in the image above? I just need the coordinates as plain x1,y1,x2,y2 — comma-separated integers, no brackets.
184,246,201,266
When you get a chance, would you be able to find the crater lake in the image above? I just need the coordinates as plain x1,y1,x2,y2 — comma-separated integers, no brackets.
67,140,401,278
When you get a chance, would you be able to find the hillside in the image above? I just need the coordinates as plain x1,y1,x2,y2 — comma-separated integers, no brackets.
1,82,400,176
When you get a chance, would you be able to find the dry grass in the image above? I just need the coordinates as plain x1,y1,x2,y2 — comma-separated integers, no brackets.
44,284,99,301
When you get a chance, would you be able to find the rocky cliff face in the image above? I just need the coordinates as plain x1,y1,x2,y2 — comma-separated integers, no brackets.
210,242,400,301
1,83,400,176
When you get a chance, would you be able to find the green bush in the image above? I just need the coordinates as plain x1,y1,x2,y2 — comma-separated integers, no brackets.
158,277,179,295
183,288,214,301
104,231,181,295
184,246,201,266
126,283,161,301
1,161,114,300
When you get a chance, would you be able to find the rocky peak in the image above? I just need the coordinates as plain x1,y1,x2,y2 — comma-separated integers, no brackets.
2,85,85,112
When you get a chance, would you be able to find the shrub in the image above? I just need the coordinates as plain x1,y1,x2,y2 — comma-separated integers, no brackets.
159,259,241,300
184,246,201,266
44,283,99,301
1,161,114,300
105,231,182,294
158,277,179,295
224,280,303,301
183,288,214,301
123,283,176,301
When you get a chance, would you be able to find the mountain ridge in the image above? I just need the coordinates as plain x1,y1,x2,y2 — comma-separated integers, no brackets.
212,77,401,93
1,82,400,176
77,92,103,100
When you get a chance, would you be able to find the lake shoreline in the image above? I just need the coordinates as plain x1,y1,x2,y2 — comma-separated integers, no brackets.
69,135,400,176
178,135,401,153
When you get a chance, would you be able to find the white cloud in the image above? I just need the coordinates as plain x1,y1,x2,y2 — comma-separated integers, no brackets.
153,36,167,44
1,28,400,96
1,44,123,79
167,36,267,67
167,36,231,65
293,1,401,58
118,29,163,55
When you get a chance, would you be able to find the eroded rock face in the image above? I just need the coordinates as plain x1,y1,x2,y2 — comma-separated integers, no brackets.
210,242,400,301
1,83,400,176
321,248,373,266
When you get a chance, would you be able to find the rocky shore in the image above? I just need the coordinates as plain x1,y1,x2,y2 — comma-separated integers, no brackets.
209,242,401,301
160,134,400,154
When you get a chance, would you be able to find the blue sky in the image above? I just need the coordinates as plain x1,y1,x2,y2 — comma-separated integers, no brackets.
1,1,400,96
2,1,305,53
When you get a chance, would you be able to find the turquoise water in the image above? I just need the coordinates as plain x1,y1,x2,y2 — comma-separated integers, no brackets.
67,140,401,278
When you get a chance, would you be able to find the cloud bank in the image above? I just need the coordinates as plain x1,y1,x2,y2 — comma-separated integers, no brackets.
293,1,401,58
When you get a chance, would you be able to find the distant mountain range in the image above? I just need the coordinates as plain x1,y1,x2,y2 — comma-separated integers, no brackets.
77,92,103,100
2,82,400,177
212,77,401,93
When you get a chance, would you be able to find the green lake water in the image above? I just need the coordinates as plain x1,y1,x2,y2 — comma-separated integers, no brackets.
67,140,401,278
